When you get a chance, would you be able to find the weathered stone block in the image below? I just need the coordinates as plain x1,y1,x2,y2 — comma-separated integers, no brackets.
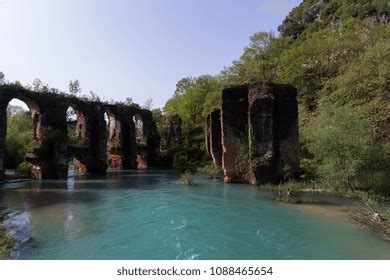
221,86,249,182
0,85,158,181
249,84,299,183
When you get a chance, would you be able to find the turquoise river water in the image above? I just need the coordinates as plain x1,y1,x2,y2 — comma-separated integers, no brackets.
1,170,389,260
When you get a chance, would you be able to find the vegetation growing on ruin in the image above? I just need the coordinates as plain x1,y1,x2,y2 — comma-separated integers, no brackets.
162,0,390,197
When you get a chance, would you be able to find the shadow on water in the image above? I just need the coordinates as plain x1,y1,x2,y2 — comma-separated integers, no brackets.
0,179,101,211
0,170,178,211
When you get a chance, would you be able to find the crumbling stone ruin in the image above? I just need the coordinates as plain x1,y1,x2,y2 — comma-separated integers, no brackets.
206,83,299,184
0,85,159,180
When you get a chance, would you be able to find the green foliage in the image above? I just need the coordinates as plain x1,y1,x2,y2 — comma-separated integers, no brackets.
164,75,220,170
278,0,389,39
0,225,15,258
220,32,291,85
303,105,390,195
180,171,195,185
321,39,390,134
164,75,221,127
68,132,88,148
5,111,33,169
277,27,365,110
151,108,165,136
197,163,223,179
157,0,390,196
235,144,251,181
17,161,31,175
68,80,81,95
173,149,198,173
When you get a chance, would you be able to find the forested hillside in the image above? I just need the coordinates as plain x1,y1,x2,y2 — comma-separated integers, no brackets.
160,0,390,195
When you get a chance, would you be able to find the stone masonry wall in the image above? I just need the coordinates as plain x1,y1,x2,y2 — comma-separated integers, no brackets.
212,83,299,184
221,86,249,182
0,85,158,181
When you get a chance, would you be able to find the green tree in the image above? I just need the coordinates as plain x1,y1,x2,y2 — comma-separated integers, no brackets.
4,111,33,171
303,104,389,194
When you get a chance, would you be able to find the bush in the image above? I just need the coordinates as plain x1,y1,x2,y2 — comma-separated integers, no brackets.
303,104,390,195
235,144,251,182
17,161,31,176
180,171,195,185
0,226,15,258
197,163,223,179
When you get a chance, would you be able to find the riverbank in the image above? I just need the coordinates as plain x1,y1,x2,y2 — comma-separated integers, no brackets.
254,182,390,243
0,211,15,259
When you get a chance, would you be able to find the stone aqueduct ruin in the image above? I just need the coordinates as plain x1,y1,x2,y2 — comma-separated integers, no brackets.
206,83,300,184
0,85,159,180
0,82,299,184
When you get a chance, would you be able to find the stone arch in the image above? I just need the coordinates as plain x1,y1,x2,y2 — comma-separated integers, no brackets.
4,97,41,178
105,109,122,169
66,103,88,174
106,109,121,141
66,104,86,142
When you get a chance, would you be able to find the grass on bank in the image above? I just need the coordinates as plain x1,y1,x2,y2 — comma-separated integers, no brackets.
347,194,390,242
0,213,15,259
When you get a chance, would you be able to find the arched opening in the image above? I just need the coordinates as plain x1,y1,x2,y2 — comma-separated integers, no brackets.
4,97,40,179
106,110,122,169
104,112,109,130
133,113,144,144
133,113,147,169
66,105,87,175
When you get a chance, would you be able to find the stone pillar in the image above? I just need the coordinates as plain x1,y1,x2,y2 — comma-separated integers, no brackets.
272,85,300,179
31,99,68,179
248,86,276,184
248,84,299,183
79,104,108,174
210,109,222,166
221,86,248,182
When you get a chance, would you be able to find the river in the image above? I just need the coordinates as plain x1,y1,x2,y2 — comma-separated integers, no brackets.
0,170,389,259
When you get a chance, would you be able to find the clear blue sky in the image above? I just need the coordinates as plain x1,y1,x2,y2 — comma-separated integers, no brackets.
0,0,301,109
